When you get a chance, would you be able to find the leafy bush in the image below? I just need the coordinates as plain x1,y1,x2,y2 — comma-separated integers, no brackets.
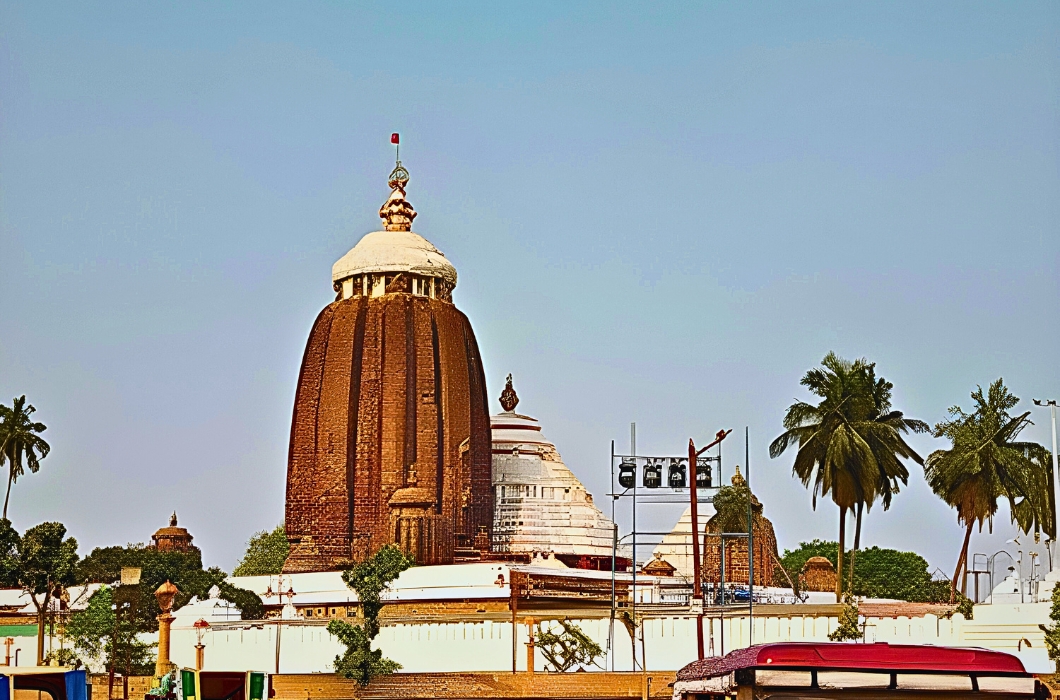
1041,583,1060,671
828,600,862,641
535,620,603,672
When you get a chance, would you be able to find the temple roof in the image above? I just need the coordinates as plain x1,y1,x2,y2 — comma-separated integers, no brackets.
332,229,458,286
331,162,458,286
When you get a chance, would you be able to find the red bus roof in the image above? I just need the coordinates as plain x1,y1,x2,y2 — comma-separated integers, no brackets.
676,643,1028,682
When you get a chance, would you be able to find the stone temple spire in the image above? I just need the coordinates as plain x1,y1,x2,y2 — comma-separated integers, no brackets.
379,161,417,231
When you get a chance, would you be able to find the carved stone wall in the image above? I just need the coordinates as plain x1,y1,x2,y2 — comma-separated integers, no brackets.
283,292,492,572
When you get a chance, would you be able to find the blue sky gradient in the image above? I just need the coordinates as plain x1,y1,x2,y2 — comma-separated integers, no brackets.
1,2,1058,580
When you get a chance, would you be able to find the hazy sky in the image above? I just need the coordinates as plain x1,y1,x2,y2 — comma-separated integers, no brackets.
1,2,1058,585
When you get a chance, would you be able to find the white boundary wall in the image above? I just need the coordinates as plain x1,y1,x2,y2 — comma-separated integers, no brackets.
168,602,1056,675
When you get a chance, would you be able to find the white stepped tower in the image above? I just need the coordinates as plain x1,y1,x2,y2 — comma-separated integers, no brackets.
490,376,616,566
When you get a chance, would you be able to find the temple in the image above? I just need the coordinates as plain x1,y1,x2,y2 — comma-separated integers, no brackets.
283,161,493,572
490,376,618,569
148,513,199,555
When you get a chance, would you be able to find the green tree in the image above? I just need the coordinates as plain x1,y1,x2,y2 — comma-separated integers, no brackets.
848,365,930,591
828,600,862,641
0,521,81,665
777,540,951,603
327,545,414,686
925,379,1051,602
535,620,603,672
78,543,262,627
0,396,51,519
1039,583,1060,672
233,524,289,576
769,353,927,600
709,476,752,534
851,547,948,602
65,585,156,673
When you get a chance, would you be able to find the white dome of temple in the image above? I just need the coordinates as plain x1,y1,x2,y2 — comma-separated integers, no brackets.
332,230,458,287
490,376,616,566
331,162,458,300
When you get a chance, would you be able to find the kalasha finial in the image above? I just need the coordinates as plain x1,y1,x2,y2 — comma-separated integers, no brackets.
379,137,417,231
499,374,519,412
170,512,178,527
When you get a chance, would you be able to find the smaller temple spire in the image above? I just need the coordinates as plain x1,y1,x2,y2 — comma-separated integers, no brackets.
499,374,519,412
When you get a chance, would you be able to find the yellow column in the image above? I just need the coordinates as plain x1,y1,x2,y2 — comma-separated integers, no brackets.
154,581,180,678
155,612,176,677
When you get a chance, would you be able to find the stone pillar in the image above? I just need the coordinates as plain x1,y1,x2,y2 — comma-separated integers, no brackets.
154,581,180,678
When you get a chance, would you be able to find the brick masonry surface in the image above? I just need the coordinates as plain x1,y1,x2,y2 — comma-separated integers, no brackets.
284,292,493,572
273,672,677,700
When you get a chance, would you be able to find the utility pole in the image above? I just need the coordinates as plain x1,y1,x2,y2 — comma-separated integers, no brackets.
690,429,731,659
1033,399,1059,571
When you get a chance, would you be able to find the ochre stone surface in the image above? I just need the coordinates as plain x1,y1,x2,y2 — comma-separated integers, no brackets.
801,555,838,592
284,291,492,571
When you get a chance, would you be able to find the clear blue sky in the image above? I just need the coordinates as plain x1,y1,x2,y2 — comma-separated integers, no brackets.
1,2,1058,581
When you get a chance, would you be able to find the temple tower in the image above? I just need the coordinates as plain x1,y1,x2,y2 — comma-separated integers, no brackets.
283,160,493,572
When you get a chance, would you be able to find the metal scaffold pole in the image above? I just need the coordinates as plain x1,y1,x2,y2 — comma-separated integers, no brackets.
609,440,616,671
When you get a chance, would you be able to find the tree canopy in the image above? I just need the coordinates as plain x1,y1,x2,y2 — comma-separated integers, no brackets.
769,353,927,599
0,396,50,520
65,585,155,674
925,379,1051,600
78,543,262,627
0,520,80,665
233,524,289,576
777,540,950,603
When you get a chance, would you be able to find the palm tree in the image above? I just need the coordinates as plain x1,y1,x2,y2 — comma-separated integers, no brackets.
925,379,1050,603
848,364,930,590
769,353,926,601
0,396,51,519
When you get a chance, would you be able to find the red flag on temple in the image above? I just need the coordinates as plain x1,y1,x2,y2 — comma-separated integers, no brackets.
391,133,399,144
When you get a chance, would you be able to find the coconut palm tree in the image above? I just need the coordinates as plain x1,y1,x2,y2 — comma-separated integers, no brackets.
769,353,926,600
848,364,930,590
925,379,1050,602
0,396,51,519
